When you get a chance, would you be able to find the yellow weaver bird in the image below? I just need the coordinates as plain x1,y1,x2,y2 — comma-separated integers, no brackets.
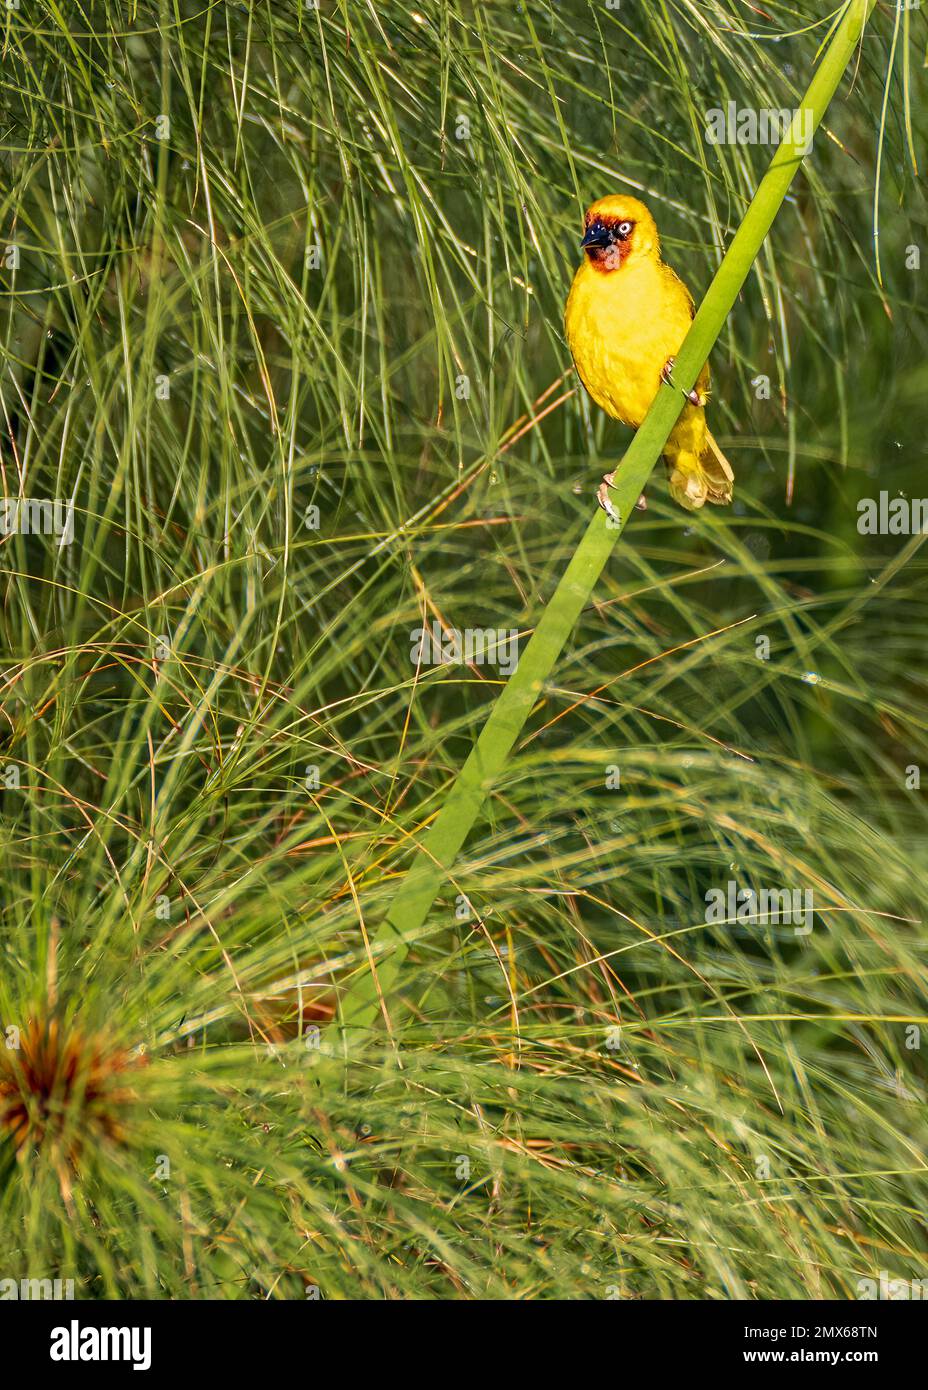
565,194,733,520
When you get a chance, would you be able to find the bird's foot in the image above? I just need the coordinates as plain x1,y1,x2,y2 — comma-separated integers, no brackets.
661,356,704,409
597,473,648,526
597,472,621,527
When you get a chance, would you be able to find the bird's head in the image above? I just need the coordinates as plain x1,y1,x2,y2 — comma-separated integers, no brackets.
579,195,659,273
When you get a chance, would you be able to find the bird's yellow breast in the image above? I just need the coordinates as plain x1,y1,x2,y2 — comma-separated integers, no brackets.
565,255,696,429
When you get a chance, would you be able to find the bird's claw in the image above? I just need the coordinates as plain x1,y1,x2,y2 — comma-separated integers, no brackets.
597,472,648,526
661,356,704,409
597,472,621,527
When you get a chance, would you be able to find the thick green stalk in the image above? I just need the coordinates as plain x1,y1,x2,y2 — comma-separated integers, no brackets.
336,0,877,1047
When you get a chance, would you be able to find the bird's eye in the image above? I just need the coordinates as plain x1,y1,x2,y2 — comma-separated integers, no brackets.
618,221,632,237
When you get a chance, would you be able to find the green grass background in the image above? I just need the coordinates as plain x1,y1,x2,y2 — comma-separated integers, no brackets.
0,0,926,1299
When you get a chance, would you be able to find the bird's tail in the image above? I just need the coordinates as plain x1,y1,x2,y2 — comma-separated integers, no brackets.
667,431,734,510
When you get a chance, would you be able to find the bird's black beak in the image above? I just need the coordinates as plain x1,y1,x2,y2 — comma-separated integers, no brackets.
580,221,613,250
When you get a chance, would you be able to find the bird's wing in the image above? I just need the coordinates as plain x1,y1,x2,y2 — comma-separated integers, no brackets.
661,261,696,319
705,430,734,482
